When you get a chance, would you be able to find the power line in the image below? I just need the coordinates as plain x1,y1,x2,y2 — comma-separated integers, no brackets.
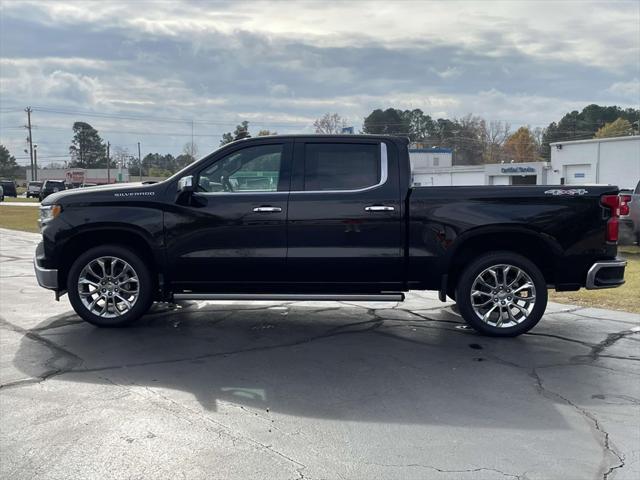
20,125,227,137
29,105,312,128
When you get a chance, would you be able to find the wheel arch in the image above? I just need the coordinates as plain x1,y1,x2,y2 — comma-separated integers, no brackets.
58,225,163,293
445,226,562,295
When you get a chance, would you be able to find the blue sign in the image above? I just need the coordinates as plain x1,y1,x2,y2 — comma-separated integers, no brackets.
574,173,585,178
341,126,354,134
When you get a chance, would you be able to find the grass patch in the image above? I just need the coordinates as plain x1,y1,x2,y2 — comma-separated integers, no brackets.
0,205,40,233
550,245,640,313
3,196,38,203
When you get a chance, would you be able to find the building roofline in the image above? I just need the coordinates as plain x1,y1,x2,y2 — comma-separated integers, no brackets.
550,135,640,146
409,148,453,153
414,165,485,173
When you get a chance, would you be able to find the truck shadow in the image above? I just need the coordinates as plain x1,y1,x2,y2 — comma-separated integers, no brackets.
11,300,630,429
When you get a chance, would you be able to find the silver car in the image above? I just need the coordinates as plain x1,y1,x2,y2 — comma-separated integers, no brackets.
26,181,43,198
620,180,640,245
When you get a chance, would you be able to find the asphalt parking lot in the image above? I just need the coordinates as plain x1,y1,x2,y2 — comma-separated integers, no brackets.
1,228,639,480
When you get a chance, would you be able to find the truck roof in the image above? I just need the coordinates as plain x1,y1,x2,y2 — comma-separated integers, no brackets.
223,134,409,145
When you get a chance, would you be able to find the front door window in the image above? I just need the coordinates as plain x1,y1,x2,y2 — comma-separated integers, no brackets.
198,144,283,193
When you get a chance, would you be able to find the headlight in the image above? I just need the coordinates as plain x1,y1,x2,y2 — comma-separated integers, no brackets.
39,204,63,223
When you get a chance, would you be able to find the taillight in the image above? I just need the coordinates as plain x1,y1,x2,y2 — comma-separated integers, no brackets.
601,194,620,243
606,217,619,242
619,194,631,216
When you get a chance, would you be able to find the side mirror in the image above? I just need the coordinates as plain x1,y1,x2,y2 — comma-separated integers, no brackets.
178,175,194,193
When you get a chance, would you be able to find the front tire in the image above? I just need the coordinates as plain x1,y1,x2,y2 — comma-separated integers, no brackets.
455,251,547,337
67,245,154,327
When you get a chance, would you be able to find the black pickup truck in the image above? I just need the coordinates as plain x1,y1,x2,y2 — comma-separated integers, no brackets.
34,135,627,336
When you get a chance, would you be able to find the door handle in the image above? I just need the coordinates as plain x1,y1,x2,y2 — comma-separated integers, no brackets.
364,205,395,212
253,206,282,213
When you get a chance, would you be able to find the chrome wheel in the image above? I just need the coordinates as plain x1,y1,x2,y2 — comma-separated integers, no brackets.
78,256,139,318
470,264,536,328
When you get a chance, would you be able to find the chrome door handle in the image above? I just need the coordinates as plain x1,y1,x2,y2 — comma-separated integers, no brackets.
253,206,282,213
364,205,395,212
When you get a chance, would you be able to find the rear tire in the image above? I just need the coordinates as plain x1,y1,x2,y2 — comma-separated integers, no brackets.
455,251,547,337
67,245,154,327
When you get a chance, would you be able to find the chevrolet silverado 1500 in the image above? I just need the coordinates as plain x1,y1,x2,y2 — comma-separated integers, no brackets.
34,135,627,336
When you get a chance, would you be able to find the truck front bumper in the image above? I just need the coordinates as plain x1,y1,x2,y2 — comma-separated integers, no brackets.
585,258,627,290
33,256,58,290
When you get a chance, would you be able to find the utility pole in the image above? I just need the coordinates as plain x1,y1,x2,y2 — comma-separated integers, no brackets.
25,107,34,181
138,142,142,181
33,146,38,181
106,141,111,184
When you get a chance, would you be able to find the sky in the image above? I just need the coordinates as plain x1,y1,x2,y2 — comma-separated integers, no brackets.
1,0,639,167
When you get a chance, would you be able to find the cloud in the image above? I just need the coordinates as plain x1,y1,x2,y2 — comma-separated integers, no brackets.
607,79,640,99
0,0,638,161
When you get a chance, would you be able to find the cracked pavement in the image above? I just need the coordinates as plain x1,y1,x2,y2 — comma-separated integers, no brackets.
1,228,639,480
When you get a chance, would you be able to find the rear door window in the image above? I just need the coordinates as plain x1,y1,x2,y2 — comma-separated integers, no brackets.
302,143,380,191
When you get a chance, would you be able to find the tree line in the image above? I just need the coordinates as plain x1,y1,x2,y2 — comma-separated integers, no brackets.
0,103,637,179
358,105,639,165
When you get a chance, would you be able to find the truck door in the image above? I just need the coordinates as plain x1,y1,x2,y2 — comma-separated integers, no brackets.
286,139,403,290
164,140,292,291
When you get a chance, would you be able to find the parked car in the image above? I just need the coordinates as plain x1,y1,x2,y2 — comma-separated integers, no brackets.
0,184,4,202
0,179,17,197
26,181,43,198
620,181,640,245
81,183,98,188
39,180,66,201
34,135,627,336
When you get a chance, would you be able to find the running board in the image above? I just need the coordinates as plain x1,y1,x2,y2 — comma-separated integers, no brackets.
172,293,405,302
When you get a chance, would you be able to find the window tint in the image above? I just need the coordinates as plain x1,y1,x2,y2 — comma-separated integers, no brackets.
303,143,380,191
198,144,283,193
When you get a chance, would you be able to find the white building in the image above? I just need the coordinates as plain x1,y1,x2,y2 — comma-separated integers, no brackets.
409,147,453,170
410,147,485,186
484,161,551,185
549,136,640,189
410,136,640,188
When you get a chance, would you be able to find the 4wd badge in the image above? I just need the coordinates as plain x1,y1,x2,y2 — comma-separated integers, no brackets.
544,188,588,196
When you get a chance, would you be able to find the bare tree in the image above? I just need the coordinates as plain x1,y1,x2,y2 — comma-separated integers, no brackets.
481,120,511,164
258,129,277,136
313,113,348,134
183,141,198,159
532,126,545,159
112,146,130,167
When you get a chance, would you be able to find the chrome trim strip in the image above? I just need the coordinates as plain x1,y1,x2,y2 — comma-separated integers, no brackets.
33,256,58,290
173,293,405,302
585,259,627,289
193,142,389,196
